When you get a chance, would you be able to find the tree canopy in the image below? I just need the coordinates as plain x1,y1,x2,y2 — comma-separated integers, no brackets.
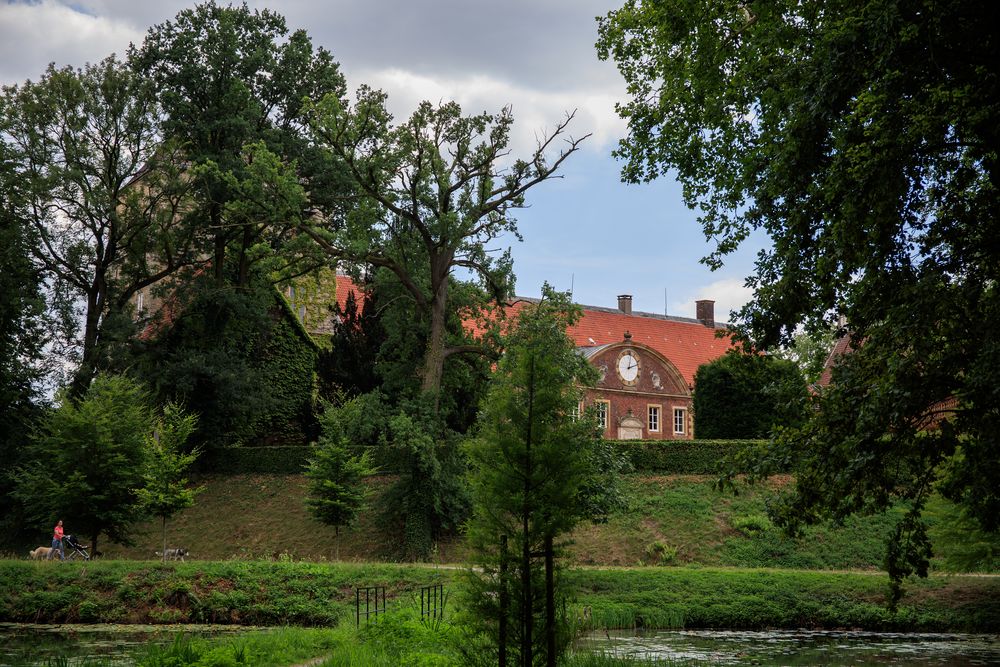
0,57,198,396
693,352,807,439
598,0,999,596
305,92,588,400
13,375,154,555
130,1,347,288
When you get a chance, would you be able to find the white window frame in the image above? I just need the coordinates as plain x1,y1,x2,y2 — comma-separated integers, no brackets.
570,401,582,421
136,291,144,315
647,404,661,433
595,400,610,432
673,407,687,435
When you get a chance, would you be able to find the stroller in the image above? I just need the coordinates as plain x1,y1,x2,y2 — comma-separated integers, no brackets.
64,534,90,561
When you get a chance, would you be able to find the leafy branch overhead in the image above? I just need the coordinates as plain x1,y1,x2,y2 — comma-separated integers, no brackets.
599,0,999,602
304,89,589,394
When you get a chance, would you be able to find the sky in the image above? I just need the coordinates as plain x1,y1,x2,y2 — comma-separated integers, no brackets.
0,0,769,323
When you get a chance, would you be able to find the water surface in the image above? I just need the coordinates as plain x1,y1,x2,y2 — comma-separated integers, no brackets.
0,623,248,666
587,629,1000,666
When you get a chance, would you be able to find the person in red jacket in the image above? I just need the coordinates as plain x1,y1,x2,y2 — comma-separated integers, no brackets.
48,520,65,561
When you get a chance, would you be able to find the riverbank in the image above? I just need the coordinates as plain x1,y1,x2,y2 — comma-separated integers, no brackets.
2,561,998,632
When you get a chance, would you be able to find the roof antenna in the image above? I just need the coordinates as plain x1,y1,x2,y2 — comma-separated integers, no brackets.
570,273,574,299
664,288,668,316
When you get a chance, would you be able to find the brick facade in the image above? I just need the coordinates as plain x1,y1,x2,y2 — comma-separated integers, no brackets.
580,337,694,440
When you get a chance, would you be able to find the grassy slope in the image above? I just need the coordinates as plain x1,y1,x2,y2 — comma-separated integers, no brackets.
88,474,999,574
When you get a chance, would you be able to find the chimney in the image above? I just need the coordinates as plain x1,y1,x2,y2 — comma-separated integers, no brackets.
696,299,715,327
617,294,633,315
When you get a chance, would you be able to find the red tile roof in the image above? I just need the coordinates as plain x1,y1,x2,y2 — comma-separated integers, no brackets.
335,275,734,387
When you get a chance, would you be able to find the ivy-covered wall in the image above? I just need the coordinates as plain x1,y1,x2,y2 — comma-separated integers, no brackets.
249,301,320,445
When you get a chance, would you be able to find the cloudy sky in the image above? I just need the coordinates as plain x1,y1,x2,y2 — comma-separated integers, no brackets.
0,0,768,322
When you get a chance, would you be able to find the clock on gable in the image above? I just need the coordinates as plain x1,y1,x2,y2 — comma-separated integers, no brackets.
616,349,641,386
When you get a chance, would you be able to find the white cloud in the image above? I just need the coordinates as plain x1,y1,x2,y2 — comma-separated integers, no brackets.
0,1,143,84
674,278,755,325
353,66,625,156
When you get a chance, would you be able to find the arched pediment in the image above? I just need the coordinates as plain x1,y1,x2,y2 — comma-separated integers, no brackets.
583,339,690,396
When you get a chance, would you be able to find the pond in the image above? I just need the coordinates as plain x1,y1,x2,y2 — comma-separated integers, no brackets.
585,629,1000,666
0,623,249,666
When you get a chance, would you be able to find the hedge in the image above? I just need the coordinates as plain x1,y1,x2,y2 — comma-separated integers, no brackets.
199,445,314,475
198,439,765,476
610,439,764,475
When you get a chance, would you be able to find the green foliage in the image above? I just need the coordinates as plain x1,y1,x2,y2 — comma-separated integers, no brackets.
197,446,313,474
137,281,318,449
463,287,623,666
377,407,471,561
135,627,342,667
644,541,677,566
0,56,198,395
135,403,201,561
306,89,585,397
610,439,761,475
0,163,47,546
317,283,386,401
197,439,762,477
13,375,154,553
774,326,837,385
598,0,1000,596
130,2,347,289
304,409,376,557
1,560,998,633
693,352,808,439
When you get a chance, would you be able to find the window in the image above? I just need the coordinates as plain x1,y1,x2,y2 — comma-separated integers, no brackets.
571,401,582,421
673,408,687,435
136,291,144,315
595,400,610,431
648,405,660,433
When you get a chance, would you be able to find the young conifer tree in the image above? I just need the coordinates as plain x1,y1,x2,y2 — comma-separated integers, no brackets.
462,286,607,667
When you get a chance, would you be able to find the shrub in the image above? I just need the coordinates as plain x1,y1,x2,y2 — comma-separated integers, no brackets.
731,513,772,535
644,541,677,566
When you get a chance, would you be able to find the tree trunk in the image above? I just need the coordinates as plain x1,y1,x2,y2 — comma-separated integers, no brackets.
71,288,104,399
521,355,536,667
335,525,340,561
162,516,167,563
90,533,99,559
420,270,450,397
499,534,509,667
545,534,555,667
212,201,226,287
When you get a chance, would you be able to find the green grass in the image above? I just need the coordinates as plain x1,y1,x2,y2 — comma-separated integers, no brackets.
1,561,998,632
75,474,999,575
124,609,687,667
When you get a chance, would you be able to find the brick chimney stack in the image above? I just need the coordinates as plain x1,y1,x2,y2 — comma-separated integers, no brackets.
696,300,715,327
617,294,633,315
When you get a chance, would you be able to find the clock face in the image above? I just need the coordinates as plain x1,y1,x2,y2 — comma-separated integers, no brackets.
617,350,640,385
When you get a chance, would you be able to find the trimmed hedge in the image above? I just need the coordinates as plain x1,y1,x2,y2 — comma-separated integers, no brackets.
199,439,764,476
610,439,763,475
199,445,314,475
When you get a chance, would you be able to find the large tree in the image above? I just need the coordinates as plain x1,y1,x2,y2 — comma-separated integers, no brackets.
130,1,347,288
0,142,47,545
305,91,588,401
0,57,199,396
598,0,999,596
